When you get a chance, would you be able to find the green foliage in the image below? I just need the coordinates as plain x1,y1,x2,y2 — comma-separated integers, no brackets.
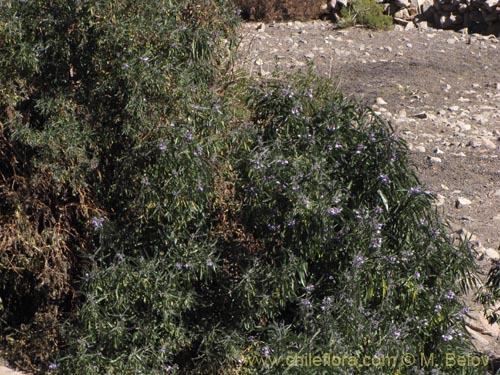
0,0,484,374
339,0,393,30
478,261,500,324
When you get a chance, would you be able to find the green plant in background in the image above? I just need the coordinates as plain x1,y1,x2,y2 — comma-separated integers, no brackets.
339,0,393,29
0,0,485,374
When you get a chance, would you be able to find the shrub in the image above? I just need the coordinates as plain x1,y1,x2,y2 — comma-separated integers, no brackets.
339,0,393,30
0,0,239,371
0,0,483,374
233,0,328,21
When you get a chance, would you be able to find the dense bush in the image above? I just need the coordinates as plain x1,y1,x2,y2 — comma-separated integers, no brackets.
233,0,329,21
339,0,393,30
0,0,484,374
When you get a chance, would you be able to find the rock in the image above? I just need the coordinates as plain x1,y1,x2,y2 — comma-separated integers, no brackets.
256,23,266,32
480,247,500,260
434,193,446,206
484,0,500,11
394,8,411,18
467,138,482,148
413,112,428,118
455,197,472,208
414,145,426,153
434,147,445,154
255,58,263,66
459,123,472,131
481,137,497,149
494,189,500,197
449,105,460,112
376,97,388,106
428,156,442,163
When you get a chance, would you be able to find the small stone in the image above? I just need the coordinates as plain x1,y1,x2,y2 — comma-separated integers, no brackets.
434,193,446,206
481,137,497,149
467,139,482,148
480,247,500,260
441,184,449,190
494,189,500,197
376,97,388,106
256,23,266,32
459,123,472,131
304,52,315,59
413,112,428,119
434,148,445,154
414,145,426,153
429,156,442,163
447,38,456,45
455,197,472,208
449,105,460,112
255,58,263,66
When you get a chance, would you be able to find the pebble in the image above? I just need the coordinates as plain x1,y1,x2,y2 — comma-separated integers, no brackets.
376,97,388,106
429,156,442,163
455,197,472,208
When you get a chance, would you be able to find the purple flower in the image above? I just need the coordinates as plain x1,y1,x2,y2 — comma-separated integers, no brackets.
321,296,333,311
261,346,271,358
379,174,389,184
206,260,214,267
90,216,105,228
374,206,383,214
184,133,194,142
158,139,167,152
140,56,150,63
393,329,401,339
48,364,57,370
442,334,453,342
445,290,455,300
434,303,442,313
301,298,312,309
408,187,421,196
414,271,421,280
369,133,376,142
198,186,204,192
371,237,382,249
193,147,202,157
354,254,365,268
356,144,367,154
304,284,315,293
327,207,342,216
248,335,256,343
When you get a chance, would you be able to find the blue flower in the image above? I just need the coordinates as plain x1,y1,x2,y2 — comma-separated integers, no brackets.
48,364,57,370
434,303,442,313
445,290,455,300
379,174,389,184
